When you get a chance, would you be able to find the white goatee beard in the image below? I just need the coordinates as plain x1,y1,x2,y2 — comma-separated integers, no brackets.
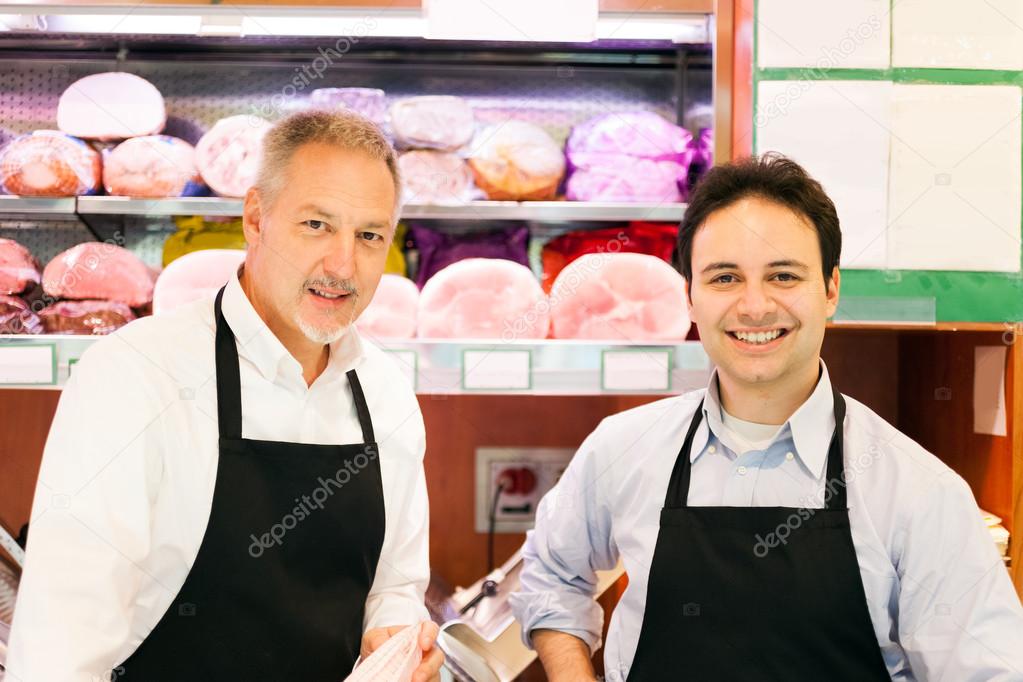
296,316,351,344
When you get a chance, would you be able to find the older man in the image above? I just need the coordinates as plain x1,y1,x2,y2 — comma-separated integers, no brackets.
7,110,442,681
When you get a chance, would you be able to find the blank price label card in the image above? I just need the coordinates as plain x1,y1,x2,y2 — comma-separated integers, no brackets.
602,350,672,391
0,344,56,385
462,350,532,391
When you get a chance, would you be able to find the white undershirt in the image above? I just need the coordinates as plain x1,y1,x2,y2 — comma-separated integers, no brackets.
719,408,782,454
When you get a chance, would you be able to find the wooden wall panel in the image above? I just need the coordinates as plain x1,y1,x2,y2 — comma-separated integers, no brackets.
822,330,899,425
0,390,61,539
897,332,1014,530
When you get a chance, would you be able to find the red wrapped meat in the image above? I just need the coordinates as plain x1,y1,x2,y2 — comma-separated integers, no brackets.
195,115,272,198
390,96,475,151
541,222,678,292
356,274,419,339
549,252,690,341
38,300,136,335
43,242,155,307
0,238,41,295
0,131,101,197
0,295,42,335
58,72,166,140
468,121,565,201
104,135,205,198
418,258,549,339
153,248,245,314
398,151,474,205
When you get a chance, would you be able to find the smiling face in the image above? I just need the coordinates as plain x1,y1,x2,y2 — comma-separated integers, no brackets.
687,195,840,396
242,141,397,348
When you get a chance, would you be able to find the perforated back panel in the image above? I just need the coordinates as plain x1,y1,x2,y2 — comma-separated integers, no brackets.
0,54,708,264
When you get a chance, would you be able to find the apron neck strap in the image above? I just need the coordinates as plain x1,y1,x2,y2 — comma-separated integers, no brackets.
214,286,378,444
665,386,849,511
345,369,375,443
214,286,243,440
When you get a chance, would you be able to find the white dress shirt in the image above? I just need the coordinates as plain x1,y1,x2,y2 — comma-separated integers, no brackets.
6,271,430,682
511,362,1023,681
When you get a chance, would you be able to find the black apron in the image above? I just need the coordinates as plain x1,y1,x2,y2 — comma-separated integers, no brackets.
118,287,386,680
627,388,891,681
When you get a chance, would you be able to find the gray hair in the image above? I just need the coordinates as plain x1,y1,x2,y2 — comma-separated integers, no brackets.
254,109,402,220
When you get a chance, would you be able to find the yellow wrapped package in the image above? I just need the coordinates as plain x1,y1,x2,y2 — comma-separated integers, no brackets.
163,217,408,274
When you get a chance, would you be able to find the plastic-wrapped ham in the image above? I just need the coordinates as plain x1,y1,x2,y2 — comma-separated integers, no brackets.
418,258,548,339
0,295,42,334
310,88,388,128
343,623,422,682
195,115,272,197
684,127,713,198
468,121,565,201
38,300,136,335
103,135,205,198
0,131,101,197
43,242,155,307
153,248,245,315
550,253,690,341
0,238,41,295
58,72,166,140
565,111,692,203
390,96,474,151
398,151,474,205
356,274,419,339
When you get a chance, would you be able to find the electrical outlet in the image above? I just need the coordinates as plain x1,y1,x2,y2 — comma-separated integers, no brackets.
475,447,574,533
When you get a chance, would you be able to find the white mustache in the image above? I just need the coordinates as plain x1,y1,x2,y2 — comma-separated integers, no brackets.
304,278,357,296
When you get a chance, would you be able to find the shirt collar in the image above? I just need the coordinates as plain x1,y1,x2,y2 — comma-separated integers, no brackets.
693,360,836,479
220,267,367,385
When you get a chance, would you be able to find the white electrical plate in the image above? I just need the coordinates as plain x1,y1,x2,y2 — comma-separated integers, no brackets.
474,447,575,533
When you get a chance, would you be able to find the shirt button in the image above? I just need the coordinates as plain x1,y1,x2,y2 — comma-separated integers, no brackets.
737,466,747,475
786,452,794,461
708,445,716,454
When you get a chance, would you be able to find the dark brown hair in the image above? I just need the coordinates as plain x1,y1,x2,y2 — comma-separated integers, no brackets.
676,153,841,287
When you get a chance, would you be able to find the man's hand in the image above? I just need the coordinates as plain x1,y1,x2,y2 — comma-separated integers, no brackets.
360,622,444,682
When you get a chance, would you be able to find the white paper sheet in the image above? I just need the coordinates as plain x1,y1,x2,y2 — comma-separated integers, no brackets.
757,0,890,69
973,346,1007,437
463,350,531,390
893,0,1023,70
888,84,1022,272
602,350,671,391
756,80,892,269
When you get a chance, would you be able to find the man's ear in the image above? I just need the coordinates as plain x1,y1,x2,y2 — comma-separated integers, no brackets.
242,187,264,246
825,266,841,317
684,277,694,311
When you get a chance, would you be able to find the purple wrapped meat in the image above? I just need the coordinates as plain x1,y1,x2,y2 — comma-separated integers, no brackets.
409,223,529,288
38,299,136,335
565,111,693,203
0,295,42,334
309,88,388,128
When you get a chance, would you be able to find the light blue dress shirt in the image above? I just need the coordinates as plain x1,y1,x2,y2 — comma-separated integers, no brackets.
510,362,1023,681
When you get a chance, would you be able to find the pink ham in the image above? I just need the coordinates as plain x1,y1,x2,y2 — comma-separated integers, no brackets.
58,72,166,140
43,242,155,307
356,274,419,339
0,238,41,295
195,115,272,197
103,135,205,198
550,253,690,341
0,131,101,197
398,151,474,204
153,249,245,314
418,258,549,339
38,300,136,335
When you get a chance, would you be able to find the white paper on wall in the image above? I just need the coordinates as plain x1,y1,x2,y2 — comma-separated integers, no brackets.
756,80,892,269
974,346,1008,437
888,84,1022,273
757,0,890,69
893,0,1023,70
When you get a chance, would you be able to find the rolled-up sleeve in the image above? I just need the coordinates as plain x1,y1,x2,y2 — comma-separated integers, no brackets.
897,469,1023,679
510,422,618,654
